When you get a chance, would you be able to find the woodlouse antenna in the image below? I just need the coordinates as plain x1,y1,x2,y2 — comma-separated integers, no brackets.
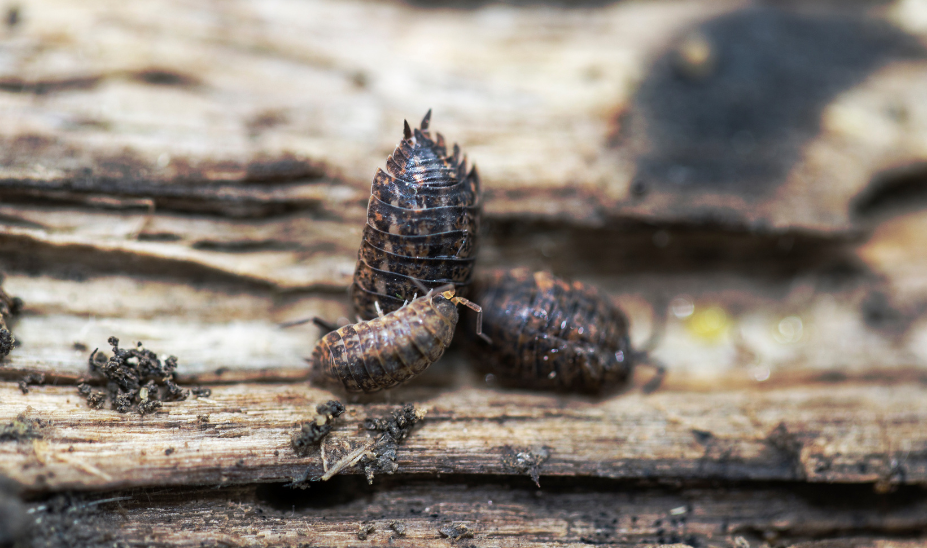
447,294,491,344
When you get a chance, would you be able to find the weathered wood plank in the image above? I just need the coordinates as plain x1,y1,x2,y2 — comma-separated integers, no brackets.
7,479,927,548
0,0,925,233
2,380,925,493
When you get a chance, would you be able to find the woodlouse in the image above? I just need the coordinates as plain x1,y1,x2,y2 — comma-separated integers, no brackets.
310,285,487,393
468,269,663,393
351,110,481,321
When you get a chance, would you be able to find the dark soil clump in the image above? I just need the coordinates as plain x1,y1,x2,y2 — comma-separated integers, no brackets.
361,403,425,483
0,273,23,359
18,373,45,394
291,400,345,457
78,337,209,415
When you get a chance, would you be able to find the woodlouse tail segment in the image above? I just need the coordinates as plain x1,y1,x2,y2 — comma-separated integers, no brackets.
448,294,491,344
403,119,413,140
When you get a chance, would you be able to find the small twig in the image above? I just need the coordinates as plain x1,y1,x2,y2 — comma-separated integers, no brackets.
320,442,375,481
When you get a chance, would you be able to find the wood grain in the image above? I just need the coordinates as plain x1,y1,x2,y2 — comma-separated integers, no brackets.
11,479,926,548
2,379,925,493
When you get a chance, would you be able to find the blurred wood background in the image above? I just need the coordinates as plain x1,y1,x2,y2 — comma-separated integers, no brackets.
2,0,927,546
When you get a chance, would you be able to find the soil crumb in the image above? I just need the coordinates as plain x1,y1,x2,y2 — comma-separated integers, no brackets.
291,400,345,457
502,445,551,487
439,523,474,541
78,337,209,415
361,403,426,484
0,273,23,359
18,373,45,394
0,411,46,442
356,523,375,540
389,521,407,536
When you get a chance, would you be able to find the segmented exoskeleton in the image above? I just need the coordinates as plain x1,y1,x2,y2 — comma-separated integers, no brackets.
469,269,662,393
351,110,481,321
310,286,486,393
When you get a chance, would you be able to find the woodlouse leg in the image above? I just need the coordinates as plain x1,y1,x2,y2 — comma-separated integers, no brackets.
279,316,339,334
374,301,385,318
453,296,491,344
312,317,340,334
410,278,431,298
279,317,315,329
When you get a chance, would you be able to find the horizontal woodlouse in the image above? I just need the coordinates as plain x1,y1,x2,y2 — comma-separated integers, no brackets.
468,269,663,393
310,285,488,393
351,110,481,321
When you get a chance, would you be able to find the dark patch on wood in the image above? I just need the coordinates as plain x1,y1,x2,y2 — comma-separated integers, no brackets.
190,239,304,253
765,422,807,481
0,75,103,95
853,161,927,221
483,219,865,281
617,6,926,210
246,110,289,138
5,5,19,28
131,68,202,88
0,474,26,546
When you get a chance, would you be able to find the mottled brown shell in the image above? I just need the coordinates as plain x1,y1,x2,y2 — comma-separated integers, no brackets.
351,110,481,320
310,292,460,393
468,270,634,393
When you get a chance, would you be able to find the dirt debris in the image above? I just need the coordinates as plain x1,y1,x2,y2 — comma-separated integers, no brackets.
356,523,375,540
0,411,46,442
291,400,345,457
389,521,407,537
438,523,474,541
307,404,426,485
360,404,426,484
77,337,209,415
0,273,23,359
17,373,45,394
502,445,551,487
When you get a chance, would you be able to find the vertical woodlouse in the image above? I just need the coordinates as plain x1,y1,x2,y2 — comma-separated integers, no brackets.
468,269,662,393
351,110,481,321
310,286,487,393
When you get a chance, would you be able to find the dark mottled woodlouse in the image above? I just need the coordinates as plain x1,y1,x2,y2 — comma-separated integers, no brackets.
351,110,481,321
469,269,663,393
310,286,487,393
